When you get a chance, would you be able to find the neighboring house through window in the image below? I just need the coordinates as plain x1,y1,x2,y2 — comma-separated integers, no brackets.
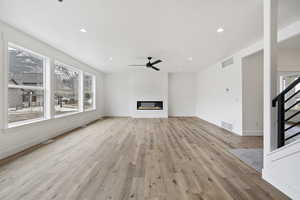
8,43,46,125
7,43,96,127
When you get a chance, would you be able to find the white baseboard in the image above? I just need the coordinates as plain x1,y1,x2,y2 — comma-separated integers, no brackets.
243,130,263,136
195,116,242,136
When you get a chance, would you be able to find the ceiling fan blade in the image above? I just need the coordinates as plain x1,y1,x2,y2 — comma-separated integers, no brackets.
150,60,162,65
151,66,160,71
128,65,146,67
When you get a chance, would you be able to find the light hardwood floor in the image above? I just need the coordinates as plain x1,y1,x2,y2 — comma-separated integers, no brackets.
0,117,289,200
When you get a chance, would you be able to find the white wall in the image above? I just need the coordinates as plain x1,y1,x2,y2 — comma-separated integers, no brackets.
196,56,243,135
168,73,197,117
195,25,300,137
103,73,131,117
242,51,264,136
103,72,197,118
241,48,300,137
239,48,300,198
278,48,300,71
195,20,300,198
263,141,300,199
103,72,169,118
240,49,300,137
0,21,104,160
278,49,300,123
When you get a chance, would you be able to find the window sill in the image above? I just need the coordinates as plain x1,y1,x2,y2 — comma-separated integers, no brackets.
84,108,96,112
5,110,97,130
54,111,82,119
8,117,46,129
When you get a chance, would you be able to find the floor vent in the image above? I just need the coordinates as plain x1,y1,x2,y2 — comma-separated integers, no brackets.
221,57,234,68
221,121,233,131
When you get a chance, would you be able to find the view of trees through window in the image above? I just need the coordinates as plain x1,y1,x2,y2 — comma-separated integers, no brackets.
84,74,94,110
8,45,45,124
54,63,79,116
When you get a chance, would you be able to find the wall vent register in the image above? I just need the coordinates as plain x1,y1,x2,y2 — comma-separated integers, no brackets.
137,101,163,110
221,121,233,131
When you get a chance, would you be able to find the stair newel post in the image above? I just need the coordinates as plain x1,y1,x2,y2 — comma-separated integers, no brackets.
277,95,285,148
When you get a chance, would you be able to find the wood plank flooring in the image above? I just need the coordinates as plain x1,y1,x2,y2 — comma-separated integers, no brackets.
0,117,289,200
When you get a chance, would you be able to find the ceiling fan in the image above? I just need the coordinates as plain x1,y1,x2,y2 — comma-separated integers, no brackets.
128,57,162,71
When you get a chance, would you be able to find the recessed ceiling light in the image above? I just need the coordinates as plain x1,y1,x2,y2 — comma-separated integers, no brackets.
80,28,87,33
217,28,224,33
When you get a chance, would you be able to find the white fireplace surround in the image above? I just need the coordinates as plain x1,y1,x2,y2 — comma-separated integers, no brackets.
103,72,197,118
130,72,168,118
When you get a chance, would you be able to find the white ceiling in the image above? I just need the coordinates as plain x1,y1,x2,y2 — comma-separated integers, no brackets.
0,0,300,72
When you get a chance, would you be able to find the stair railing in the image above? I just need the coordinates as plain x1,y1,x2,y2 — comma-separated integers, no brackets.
272,77,300,148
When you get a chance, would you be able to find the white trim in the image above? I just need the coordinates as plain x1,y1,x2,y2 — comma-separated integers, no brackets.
8,42,48,60
1,25,100,132
266,139,300,158
93,75,96,110
6,42,49,127
263,0,278,155
263,169,300,199
45,57,52,119
85,108,96,112
5,110,95,129
7,85,44,90
243,130,263,136
79,71,84,112
83,72,96,111
53,60,81,117
3,40,8,129
239,20,300,59
0,30,4,129
54,111,82,119
7,117,45,129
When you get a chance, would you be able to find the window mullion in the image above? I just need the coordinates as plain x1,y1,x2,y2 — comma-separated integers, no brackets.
93,75,96,110
79,71,84,112
0,34,7,129
45,57,53,119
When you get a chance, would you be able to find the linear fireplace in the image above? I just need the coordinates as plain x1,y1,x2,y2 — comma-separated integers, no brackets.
137,101,163,110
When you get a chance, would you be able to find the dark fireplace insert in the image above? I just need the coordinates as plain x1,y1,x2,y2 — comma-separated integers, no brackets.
137,101,163,110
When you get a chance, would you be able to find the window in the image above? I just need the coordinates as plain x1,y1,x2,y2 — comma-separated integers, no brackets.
281,74,300,111
84,73,95,110
54,62,80,116
7,43,96,127
8,44,47,125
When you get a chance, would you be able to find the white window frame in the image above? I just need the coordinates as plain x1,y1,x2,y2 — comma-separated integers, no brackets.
83,72,96,111
3,41,97,129
54,61,83,118
7,42,49,128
